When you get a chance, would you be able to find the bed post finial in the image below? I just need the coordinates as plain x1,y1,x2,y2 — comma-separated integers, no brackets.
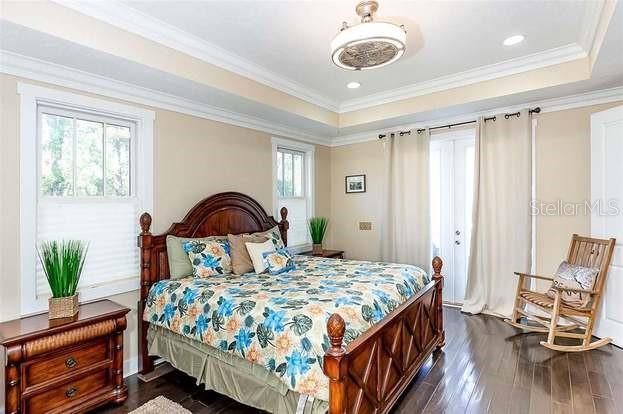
324,313,347,414
432,256,445,350
140,212,152,235
432,256,442,276
327,313,345,354
278,207,289,247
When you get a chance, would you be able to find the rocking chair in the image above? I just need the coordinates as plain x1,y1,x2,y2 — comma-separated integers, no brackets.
504,234,616,352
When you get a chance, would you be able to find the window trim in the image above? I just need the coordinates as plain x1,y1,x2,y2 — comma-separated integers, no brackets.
271,137,314,253
18,83,154,316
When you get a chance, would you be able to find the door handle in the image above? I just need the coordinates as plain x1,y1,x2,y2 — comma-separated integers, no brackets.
455,240,461,245
455,230,461,236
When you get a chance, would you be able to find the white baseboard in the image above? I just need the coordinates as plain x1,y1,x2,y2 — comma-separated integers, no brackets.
124,355,139,378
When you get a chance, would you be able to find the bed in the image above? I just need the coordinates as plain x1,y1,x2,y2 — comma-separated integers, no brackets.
138,192,445,414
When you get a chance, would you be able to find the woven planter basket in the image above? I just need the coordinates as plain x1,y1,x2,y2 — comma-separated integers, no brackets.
312,243,324,255
48,294,79,319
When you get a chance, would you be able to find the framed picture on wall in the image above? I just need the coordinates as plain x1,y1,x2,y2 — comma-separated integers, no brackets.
345,174,366,193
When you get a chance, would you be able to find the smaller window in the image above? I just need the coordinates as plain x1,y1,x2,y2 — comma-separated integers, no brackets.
276,148,305,198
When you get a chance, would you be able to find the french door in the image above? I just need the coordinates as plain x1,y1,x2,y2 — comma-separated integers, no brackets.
430,130,476,305
591,105,623,346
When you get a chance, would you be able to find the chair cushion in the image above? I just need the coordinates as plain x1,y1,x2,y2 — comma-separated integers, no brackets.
546,261,599,308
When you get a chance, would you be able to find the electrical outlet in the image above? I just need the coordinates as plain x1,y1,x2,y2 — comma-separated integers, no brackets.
359,221,372,231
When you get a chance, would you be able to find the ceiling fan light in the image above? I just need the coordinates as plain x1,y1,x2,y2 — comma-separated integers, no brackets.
330,1,407,71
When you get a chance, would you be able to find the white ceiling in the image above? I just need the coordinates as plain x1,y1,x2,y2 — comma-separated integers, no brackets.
119,0,594,104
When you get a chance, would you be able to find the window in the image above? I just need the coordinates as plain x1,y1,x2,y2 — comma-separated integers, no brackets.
276,148,305,198
272,138,314,250
19,83,154,315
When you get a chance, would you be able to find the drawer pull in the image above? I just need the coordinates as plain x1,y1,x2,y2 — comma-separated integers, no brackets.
65,386,78,398
65,356,78,368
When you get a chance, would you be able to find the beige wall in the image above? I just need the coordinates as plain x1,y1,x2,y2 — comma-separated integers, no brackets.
328,141,383,260
534,101,622,289
0,73,331,371
329,102,623,282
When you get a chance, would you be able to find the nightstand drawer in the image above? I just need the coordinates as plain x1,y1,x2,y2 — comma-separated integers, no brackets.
24,369,110,414
23,338,110,389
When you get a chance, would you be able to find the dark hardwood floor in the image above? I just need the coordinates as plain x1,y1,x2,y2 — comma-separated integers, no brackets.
95,307,623,414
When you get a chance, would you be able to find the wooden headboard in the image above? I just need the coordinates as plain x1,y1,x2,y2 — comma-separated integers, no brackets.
137,191,288,374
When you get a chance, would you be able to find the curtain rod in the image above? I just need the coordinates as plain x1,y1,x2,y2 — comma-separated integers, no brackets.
377,107,541,138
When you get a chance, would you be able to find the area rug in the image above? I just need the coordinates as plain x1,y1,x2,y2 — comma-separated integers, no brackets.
129,396,191,414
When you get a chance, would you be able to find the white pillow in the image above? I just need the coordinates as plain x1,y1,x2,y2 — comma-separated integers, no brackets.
245,239,276,274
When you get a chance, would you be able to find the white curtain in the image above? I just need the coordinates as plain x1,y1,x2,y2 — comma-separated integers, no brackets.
462,111,532,317
381,130,431,270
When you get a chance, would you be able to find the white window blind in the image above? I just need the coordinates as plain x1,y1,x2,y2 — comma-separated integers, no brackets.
36,201,140,296
274,141,314,249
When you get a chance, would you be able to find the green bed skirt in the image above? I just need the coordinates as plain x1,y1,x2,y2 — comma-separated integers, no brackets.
147,325,328,414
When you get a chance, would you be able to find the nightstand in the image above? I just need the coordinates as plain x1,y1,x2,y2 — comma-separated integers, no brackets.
0,299,130,414
300,249,345,259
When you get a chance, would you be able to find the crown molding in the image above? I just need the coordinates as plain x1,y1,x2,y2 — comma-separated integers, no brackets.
0,50,331,146
52,0,340,112
331,85,623,146
338,43,588,113
579,0,606,52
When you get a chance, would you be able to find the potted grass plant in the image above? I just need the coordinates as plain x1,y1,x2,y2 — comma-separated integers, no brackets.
37,240,88,319
308,217,328,255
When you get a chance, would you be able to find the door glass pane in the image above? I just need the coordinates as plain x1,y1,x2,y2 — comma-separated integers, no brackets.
293,153,303,197
464,145,475,262
105,125,131,196
277,151,283,196
283,152,293,197
40,113,74,196
75,119,104,196
430,147,441,258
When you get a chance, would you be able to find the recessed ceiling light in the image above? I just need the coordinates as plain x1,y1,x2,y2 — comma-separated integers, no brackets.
503,35,524,46
347,81,361,89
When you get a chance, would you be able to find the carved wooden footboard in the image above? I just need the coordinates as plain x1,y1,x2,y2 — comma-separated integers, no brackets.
323,257,444,414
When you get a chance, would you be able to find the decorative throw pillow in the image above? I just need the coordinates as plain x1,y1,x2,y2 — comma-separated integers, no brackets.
166,235,227,279
262,248,296,275
227,233,268,275
184,239,232,278
252,226,285,250
245,239,276,274
547,261,599,308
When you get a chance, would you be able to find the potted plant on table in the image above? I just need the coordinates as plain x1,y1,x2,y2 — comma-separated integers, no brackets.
38,240,88,319
308,217,328,255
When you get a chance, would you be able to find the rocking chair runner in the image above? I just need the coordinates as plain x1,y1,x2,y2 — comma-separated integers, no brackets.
505,234,616,352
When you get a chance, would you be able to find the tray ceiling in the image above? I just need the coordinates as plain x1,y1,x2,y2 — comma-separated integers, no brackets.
117,0,596,106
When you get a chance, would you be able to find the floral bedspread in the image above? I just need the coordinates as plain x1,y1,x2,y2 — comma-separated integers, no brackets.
143,255,431,401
